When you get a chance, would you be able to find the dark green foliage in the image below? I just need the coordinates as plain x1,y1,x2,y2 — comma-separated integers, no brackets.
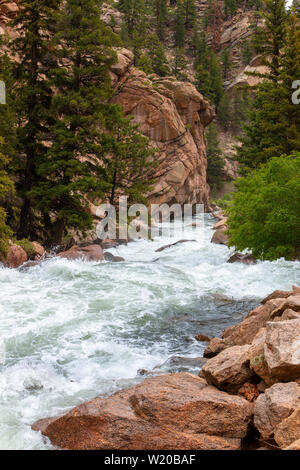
241,40,254,65
195,50,223,106
217,92,231,130
155,0,168,40
230,87,251,133
17,239,35,258
224,0,237,18
138,54,154,74
253,0,287,81
8,0,61,239
221,48,232,80
0,137,15,257
174,0,186,47
173,48,188,81
227,153,300,260
184,0,197,29
102,107,158,206
0,52,17,163
237,4,300,173
118,0,147,62
146,34,171,76
206,124,225,191
292,0,300,16
31,0,121,245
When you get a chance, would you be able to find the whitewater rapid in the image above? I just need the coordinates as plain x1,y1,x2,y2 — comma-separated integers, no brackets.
0,214,299,449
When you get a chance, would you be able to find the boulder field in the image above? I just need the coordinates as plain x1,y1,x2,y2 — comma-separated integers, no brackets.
32,285,300,450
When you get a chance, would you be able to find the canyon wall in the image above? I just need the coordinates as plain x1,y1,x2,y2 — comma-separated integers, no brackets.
110,49,215,207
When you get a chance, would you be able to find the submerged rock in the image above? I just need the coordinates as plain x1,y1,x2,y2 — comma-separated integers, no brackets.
32,372,253,450
227,252,257,265
195,333,211,343
58,245,104,262
211,228,229,246
104,252,125,263
155,240,197,253
154,355,207,371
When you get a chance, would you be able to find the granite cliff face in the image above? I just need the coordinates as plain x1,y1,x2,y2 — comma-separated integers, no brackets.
110,49,215,207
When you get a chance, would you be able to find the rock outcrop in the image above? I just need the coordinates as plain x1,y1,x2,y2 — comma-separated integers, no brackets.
32,372,253,450
111,51,215,208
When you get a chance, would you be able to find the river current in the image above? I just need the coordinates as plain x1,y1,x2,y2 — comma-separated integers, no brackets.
0,214,299,449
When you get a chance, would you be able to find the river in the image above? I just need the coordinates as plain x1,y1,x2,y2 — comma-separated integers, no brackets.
0,214,299,449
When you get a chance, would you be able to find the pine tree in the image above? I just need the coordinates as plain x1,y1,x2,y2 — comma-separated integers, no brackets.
204,0,223,51
155,0,168,40
0,137,15,257
206,124,225,191
237,1,300,173
0,50,17,164
230,87,251,133
196,50,223,106
138,54,154,74
241,40,253,65
184,0,197,29
8,0,61,238
102,108,157,206
173,48,188,81
146,34,171,76
221,48,232,80
31,0,121,245
224,0,237,18
253,0,287,81
174,0,186,48
278,8,300,153
217,91,231,130
118,0,147,63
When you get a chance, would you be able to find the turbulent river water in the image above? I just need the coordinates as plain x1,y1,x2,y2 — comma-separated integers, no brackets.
0,214,299,449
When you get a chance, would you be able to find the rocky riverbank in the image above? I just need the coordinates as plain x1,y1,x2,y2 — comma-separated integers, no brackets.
32,286,300,450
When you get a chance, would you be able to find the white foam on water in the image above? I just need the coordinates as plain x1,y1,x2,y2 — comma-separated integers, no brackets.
0,215,299,449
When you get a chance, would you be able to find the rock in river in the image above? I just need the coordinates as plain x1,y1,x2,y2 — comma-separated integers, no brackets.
32,373,253,450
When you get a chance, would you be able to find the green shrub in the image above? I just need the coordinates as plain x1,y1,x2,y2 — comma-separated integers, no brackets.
227,153,300,260
0,207,13,259
17,239,35,258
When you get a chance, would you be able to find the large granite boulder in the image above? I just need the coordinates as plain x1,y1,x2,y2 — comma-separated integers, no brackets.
264,319,300,382
32,373,253,450
253,382,300,439
202,345,255,394
111,58,215,208
274,408,300,449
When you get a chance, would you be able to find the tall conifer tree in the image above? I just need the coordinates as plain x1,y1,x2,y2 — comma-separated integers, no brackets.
9,0,61,238
32,0,120,244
